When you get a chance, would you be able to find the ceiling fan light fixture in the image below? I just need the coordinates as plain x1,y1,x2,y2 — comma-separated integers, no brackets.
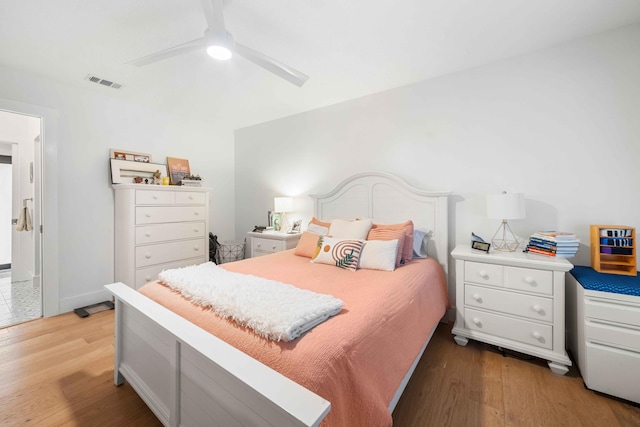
207,45,232,60
205,30,233,60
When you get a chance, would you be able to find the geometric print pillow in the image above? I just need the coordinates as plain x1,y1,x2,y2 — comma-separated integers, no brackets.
311,236,364,272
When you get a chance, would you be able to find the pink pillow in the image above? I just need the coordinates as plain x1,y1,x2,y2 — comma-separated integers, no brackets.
368,220,414,264
294,232,322,258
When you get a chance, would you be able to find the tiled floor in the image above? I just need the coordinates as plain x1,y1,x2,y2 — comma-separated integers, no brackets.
0,270,41,328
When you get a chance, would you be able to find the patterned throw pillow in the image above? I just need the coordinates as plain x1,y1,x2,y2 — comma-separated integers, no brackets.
311,236,365,272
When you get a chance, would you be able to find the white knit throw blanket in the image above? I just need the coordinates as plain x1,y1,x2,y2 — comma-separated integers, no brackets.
158,262,344,342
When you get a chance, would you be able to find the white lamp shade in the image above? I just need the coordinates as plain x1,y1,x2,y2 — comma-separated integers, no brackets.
486,192,525,220
274,197,294,213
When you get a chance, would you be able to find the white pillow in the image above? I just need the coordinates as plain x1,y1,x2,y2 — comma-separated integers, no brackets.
328,218,373,240
307,223,329,235
311,236,364,272
359,239,398,272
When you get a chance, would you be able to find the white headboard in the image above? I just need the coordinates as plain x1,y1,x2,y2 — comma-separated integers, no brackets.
310,171,451,278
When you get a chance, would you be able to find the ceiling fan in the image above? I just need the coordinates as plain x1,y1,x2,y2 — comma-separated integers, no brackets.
127,0,309,87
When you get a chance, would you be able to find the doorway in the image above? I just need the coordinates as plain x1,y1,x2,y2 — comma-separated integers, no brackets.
0,110,42,328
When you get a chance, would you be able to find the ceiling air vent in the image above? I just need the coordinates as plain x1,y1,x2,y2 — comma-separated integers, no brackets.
85,74,123,90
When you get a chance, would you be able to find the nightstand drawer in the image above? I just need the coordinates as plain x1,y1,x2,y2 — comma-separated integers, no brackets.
135,239,206,267
252,237,286,255
136,190,175,205
464,262,503,287
175,192,206,205
464,308,553,350
585,296,640,328
136,222,206,244
136,206,206,225
465,284,553,322
505,266,553,296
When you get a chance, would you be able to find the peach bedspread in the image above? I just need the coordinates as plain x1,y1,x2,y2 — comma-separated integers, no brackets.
139,250,449,427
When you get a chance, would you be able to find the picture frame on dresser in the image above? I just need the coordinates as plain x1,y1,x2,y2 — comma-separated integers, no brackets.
167,157,191,185
110,159,167,184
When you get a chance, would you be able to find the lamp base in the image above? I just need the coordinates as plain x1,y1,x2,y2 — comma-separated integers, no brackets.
491,220,520,252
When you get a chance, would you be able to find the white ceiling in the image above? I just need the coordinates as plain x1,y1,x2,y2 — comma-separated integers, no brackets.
2,0,640,129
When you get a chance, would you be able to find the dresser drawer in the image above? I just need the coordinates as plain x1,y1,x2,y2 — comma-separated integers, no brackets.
135,257,205,289
136,206,206,225
464,307,553,350
465,284,553,322
585,319,640,352
504,266,553,296
252,237,286,255
464,262,503,287
136,222,206,244
135,239,206,267
584,341,640,404
136,190,175,205
585,296,640,328
175,192,206,205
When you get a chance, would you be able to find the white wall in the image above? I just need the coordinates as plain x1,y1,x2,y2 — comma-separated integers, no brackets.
0,65,236,313
235,24,640,299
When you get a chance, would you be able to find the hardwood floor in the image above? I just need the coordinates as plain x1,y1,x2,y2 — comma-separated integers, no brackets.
393,322,640,427
0,311,638,426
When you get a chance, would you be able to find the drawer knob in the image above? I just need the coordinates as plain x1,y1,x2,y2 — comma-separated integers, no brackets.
194,212,199,216
257,243,261,247
524,276,536,285
194,228,199,233
194,247,199,251
146,213,151,218
532,304,544,314
145,276,151,281
153,195,158,200
478,270,489,279
272,245,277,250
532,331,543,341
146,232,151,237
189,195,194,199
145,254,151,259
472,293,482,302
472,317,482,326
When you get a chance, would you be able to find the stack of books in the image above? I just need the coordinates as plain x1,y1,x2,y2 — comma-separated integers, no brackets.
525,231,580,258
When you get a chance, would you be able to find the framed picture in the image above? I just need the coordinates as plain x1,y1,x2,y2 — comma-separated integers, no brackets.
290,219,302,233
271,213,282,231
167,157,191,185
110,159,167,184
110,149,152,163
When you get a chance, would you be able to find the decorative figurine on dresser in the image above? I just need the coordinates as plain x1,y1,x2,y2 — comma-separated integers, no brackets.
451,244,574,375
113,184,211,289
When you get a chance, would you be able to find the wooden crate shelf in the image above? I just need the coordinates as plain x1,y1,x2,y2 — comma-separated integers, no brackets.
590,225,636,276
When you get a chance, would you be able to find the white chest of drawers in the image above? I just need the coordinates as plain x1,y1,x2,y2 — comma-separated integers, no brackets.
451,245,574,374
246,231,301,258
566,267,640,404
114,184,210,289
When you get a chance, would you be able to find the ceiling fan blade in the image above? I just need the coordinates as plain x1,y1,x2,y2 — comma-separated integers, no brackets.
127,37,206,66
234,43,309,87
201,0,226,33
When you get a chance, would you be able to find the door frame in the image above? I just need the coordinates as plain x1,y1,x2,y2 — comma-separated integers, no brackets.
0,98,60,317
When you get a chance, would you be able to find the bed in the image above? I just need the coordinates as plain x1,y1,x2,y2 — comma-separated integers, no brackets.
105,171,451,427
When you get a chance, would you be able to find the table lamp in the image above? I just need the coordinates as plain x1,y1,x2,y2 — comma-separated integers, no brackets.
486,191,525,252
274,197,293,232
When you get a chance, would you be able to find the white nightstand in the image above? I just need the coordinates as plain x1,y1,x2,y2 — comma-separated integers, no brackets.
451,244,574,375
246,231,301,258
